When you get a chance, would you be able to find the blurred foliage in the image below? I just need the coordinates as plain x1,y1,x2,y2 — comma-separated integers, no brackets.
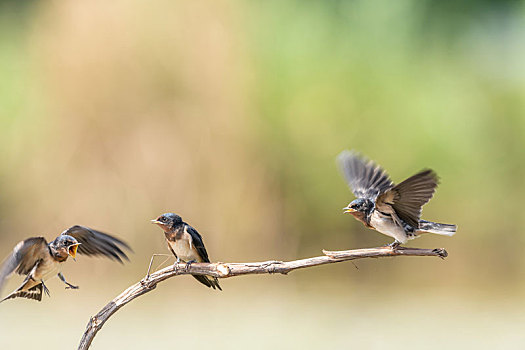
0,0,522,283
0,0,524,347
248,0,525,258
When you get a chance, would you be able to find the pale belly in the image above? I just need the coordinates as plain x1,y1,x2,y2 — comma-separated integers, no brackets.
168,239,198,262
369,211,409,243
22,259,61,291
33,259,61,283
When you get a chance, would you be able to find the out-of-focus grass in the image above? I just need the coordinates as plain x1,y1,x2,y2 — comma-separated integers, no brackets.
247,0,525,275
1,281,524,349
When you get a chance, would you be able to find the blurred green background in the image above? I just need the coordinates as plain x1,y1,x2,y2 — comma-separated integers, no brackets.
0,0,524,348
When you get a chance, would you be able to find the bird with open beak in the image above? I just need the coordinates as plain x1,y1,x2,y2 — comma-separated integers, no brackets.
0,225,131,302
151,213,221,290
338,150,457,247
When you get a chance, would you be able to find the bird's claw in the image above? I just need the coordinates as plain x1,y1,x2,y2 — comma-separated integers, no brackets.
173,257,182,274
387,241,401,250
185,260,196,272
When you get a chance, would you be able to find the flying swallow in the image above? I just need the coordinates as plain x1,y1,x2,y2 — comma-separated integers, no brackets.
337,150,457,246
0,225,131,302
151,213,221,290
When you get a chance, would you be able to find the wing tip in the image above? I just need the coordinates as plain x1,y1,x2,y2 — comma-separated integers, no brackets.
419,168,440,183
337,149,362,163
65,225,133,262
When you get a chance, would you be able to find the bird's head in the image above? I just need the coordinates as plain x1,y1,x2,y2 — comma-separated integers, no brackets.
151,213,182,232
343,198,373,216
50,235,81,261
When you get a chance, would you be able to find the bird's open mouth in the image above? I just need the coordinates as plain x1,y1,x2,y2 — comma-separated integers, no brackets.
68,243,80,258
151,219,163,225
343,207,356,213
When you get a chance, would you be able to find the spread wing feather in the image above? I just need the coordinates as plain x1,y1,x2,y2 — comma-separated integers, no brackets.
337,150,393,200
61,226,131,263
0,237,48,296
381,169,439,228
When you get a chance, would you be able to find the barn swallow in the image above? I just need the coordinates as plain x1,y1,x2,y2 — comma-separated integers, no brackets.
337,150,456,246
151,213,221,290
0,225,131,302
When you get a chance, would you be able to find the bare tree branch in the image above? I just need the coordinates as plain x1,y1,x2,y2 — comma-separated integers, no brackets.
78,246,447,349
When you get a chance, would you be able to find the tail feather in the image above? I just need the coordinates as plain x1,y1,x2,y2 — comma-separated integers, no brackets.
1,283,43,303
192,275,222,291
418,220,456,236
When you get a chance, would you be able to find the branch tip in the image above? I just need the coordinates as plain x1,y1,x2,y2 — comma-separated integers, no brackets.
432,248,448,259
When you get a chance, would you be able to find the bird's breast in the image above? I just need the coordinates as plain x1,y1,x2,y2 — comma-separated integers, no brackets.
33,258,61,282
168,238,198,262
369,211,408,243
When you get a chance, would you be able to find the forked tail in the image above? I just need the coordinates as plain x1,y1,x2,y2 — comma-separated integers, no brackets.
418,220,456,236
192,275,222,291
0,284,43,303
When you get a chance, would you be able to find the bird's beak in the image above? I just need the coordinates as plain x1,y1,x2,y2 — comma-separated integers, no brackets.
151,219,163,225
343,206,355,213
68,243,81,259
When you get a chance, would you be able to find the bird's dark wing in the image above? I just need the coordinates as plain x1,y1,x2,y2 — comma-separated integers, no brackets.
61,226,131,263
184,224,221,290
185,225,211,263
0,237,49,295
337,150,394,200
377,169,438,228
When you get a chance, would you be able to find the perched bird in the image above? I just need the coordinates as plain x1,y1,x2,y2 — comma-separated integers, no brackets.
151,213,221,290
337,150,456,246
0,225,131,302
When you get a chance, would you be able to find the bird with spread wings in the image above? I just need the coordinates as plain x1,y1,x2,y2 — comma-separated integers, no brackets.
0,225,131,302
338,150,456,246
